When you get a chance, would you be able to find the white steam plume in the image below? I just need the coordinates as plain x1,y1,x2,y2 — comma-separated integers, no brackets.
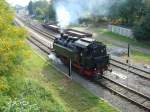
55,4,71,28
53,0,118,28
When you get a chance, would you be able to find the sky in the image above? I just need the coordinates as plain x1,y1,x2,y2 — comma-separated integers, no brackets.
6,0,51,7
6,0,31,7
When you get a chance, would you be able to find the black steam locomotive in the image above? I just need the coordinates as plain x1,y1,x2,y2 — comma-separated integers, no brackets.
43,24,110,78
53,34,109,78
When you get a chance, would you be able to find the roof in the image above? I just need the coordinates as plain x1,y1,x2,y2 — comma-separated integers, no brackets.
74,39,91,48
48,25,58,29
81,38,95,42
67,30,85,36
68,36,79,40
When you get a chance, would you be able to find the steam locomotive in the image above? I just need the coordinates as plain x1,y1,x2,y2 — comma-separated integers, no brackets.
43,24,110,78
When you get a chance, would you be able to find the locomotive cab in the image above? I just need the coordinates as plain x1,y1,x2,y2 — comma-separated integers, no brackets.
74,38,109,76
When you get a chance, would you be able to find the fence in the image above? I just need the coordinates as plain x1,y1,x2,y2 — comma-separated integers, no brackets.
108,25,134,38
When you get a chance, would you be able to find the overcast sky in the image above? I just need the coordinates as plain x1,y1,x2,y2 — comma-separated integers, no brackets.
6,0,31,6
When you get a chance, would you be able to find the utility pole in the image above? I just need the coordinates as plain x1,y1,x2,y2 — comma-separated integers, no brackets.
126,44,130,63
69,59,72,77
128,44,130,62
125,44,130,111
126,44,130,87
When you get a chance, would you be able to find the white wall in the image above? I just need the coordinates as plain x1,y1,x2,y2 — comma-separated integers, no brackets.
108,25,134,38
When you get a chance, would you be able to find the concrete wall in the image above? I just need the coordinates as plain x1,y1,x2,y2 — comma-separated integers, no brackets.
108,25,134,38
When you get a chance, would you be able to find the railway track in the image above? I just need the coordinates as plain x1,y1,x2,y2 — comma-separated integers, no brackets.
110,59,150,80
15,17,150,111
28,36,50,54
97,76,150,111
29,25,56,40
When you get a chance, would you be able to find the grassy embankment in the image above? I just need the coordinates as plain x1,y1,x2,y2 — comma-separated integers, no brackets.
95,28,150,64
0,47,119,112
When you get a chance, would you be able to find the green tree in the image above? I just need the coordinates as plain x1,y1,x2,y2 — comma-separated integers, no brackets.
47,2,56,22
35,7,44,19
27,0,56,22
110,0,144,26
28,1,33,15
109,0,150,41
133,5,150,41
0,0,27,76
32,0,49,15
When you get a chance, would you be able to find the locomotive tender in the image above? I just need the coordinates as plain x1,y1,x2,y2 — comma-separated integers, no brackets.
43,24,110,78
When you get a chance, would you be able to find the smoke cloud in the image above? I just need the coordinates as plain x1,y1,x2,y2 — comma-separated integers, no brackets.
48,52,63,65
53,0,117,28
